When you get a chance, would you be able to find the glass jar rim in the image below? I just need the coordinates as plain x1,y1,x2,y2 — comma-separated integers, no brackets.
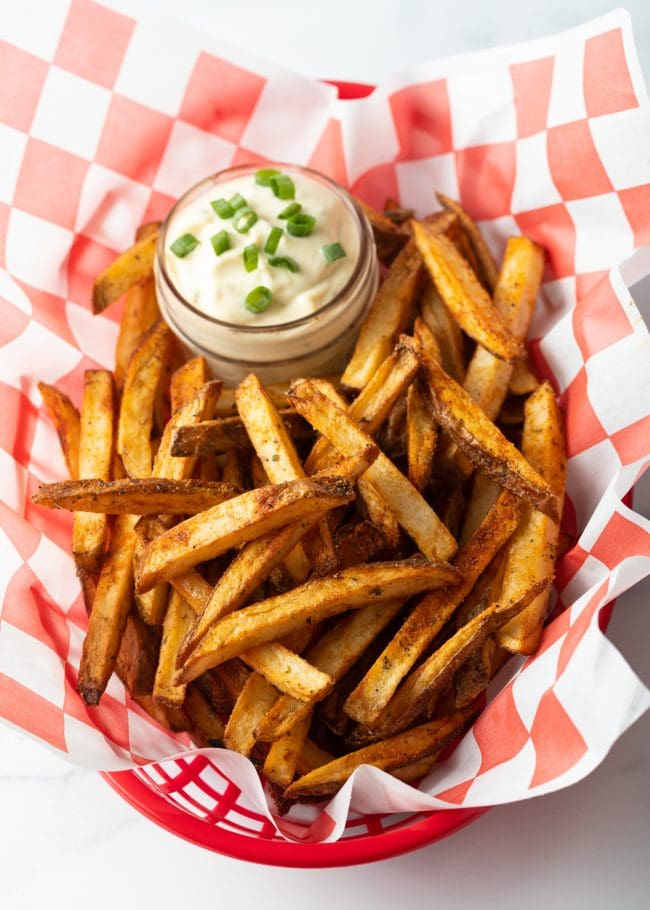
156,163,372,334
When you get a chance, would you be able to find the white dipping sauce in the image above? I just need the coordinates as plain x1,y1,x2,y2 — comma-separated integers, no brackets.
164,171,360,327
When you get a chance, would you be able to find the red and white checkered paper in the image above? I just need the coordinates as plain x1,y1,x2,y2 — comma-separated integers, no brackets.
1,1,649,844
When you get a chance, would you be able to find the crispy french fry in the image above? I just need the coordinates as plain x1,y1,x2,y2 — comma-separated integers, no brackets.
77,513,138,705
419,281,466,383
334,520,386,569
406,378,437,491
383,198,415,227
92,232,159,314
454,636,509,709
356,198,409,264
358,477,401,551
241,643,333,702
436,193,499,291
496,382,566,653
458,473,501,548
170,356,210,414
136,475,356,593
72,370,114,575
413,314,441,364
379,393,407,459
154,589,195,707
341,241,422,390
214,376,342,418
184,685,225,746
255,600,405,743
33,477,237,514
224,673,279,757
295,738,335,776
285,708,474,799
290,379,457,562
115,611,160,697
390,752,441,783
171,409,311,456
509,357,540,396
194,669,233,714
114,280,160,390
263,714,312,789
180,560,460,674
413,223,524,363
343,491,520,724
38,383,80,479
421,354,559,521
221,447,246,491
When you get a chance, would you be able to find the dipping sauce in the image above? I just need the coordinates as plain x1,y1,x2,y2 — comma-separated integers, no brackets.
164,168,361,327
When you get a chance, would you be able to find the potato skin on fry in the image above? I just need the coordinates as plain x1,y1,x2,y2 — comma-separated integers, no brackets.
33,478,237,515
92,232,158,314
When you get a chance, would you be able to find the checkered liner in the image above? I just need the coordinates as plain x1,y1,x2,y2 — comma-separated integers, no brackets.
0,1,649,845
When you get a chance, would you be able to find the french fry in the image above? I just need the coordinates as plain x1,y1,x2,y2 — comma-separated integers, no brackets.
358,477,401,551
436,193,499,291
184,685,225,746
72,370,114,575
290,379,457,562
92,232,159,314
170,356,210,414
458,472,501,548
224,673,279,757
263,714,312,789
77,513,138,705
421,354,559,521
406,378,437,491
33,477,237,515
413,222,524,363
213,659,251,703
154,589,195,707
285,708,474,799
334,520,386,569
390,752,441,783
509,357,540,396
171,410,311,456
180,560,460,674
454,636,509,709
255,600,404,742
241,643,333,702
383,198,415,227
115,611,160,697
356,198,409,264
413,314,441,364
496,383,566,653
295,738,335,776
379,393,407,459
341,241,422,389
222,447,246,491
38,383,80,480
136,475,356,593
214,376,342,418
343,491,520,724
419,281,466,383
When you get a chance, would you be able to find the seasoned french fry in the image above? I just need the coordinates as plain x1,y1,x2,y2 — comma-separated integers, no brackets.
285,708,474,799
263,714,312,789
72,370,114,575
413,223,524,363
114,226,161,388
33,477,237,515
356,198,409,264
115,611,160,697
241,643,333,702
458,472,501,548
406,378,437,491
383,198,415,227
214,376,342,418
170,356,210,414
154,589,195,707
181,560,460,674
341,241,422,389
357,477,401,551
334,520,386,569
436,193,499,291
421,354,559,521
136,476,356,593
92,232,159,314
38,383,80,480
509,357,540,396
295,738,335,776
454,636,509,709
290,379,457,562
496,382,566,653
77,513,138,705
390,752,441,783
171,410,311,456
184,685,225,746
419,281,466,383
413,314,441,364
194,669,233,714
221,447,246,491
343,491,520,724
224,673,279,757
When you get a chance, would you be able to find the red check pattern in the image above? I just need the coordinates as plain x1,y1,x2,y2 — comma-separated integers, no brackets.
0,2,649,850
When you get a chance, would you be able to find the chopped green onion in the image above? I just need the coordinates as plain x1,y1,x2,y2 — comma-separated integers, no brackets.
228,192,247,212
268,255,299,273
270,173,295,200
210,230,230,256
211,198,235,219
264,227,283,255
321,242,346,262
233,207,258,234
255,168,281,187
286,213,316,237
278,202,302,218
245,285,272,314
170,233,200,257
243,244,259,272
278,202,301,219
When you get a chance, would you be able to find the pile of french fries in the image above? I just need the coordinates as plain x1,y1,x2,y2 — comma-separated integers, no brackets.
33,191,567,805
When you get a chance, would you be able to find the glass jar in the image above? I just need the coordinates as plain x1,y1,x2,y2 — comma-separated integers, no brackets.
154,164,378,386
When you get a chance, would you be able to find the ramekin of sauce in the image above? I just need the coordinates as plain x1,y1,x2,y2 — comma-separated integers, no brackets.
155,164,378,385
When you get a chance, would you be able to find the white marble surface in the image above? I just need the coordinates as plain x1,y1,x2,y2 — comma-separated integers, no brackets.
2,1,650,906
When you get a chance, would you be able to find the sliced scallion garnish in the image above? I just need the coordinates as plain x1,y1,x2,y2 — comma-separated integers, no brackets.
270,173,295,200
211,198,235,219
245,285,272,313
268,255,299,273
210,230,230,256
321,242,346,262
170,233,200,257
233,207,258,234
243,244,259,272
286,213,316,237
255,168,281,187
264,227,283,255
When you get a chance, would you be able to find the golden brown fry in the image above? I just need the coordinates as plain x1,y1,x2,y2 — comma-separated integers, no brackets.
341,241,422,389
171,409,310,456
290,379,457,561
406,378,437,492
422,354,559,521
77,513,138,705
458,473,501,548
509,357,540,396
152,380,223,481
154,589,194,707
224,673,279,757
454,636,509,709
496,383,566,653
38,383,80,480
390,752,441,783
135,476,356,593
358,477,401,551
436,193,499,291
343,491,520,724
214,376,342,418
263,714,312,789
241,643,332,702
115,611,160,697
285,708,474,799
33,477,237,515
72,370,114,575
114,280,160,390
92,232,159,314
170,356,211,413
334,520,386,569
419,281,466,383
184,685,225,746
413,223,524,363
295,738,335,776
181,560,460,674
413,314,441,364
118,322,173,478
383,198,415,227
356,198,409,264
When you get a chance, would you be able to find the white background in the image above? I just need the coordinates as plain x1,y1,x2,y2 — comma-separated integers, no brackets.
2,2,649,907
